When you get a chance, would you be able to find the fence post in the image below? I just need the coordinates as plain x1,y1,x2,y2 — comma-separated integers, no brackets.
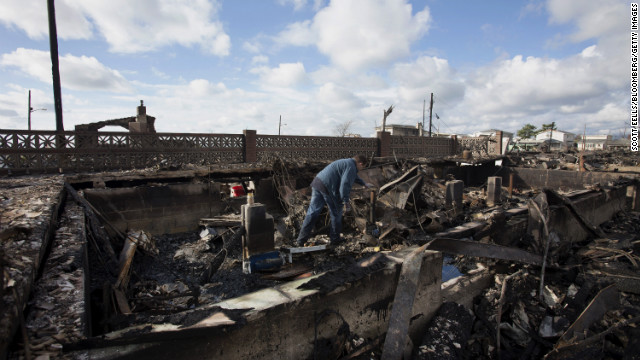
377,131,390,157
243,130,257,163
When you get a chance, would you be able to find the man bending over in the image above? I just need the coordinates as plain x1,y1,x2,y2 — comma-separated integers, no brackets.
296,154,372,247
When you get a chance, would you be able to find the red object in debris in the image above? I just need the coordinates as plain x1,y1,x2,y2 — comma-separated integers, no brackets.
231,185,245,197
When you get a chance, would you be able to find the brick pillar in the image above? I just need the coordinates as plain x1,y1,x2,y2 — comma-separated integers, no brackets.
377,131,390,157
487,176,502,206
243,130,257,163
451,135,457,155
496,131,503,155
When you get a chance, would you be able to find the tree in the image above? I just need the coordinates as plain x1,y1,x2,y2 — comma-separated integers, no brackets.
333,119,354,137
517,124,537,139
540,122,557,132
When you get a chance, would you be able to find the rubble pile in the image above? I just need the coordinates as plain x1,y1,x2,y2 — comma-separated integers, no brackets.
460,211,640,359
1,153,640,359
14,198,86,359
506,150,640,173
0,176,65,358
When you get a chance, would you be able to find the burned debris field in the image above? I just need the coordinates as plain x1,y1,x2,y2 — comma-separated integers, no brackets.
1,150,640,360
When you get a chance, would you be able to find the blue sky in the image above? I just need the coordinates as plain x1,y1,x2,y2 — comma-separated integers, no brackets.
0,0,631,138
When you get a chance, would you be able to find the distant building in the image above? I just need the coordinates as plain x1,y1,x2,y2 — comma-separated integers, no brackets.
375,123,422,136
510,138,543,151
607,138,631,151
575,135,612,151
375,123,452,137
535,129,576,151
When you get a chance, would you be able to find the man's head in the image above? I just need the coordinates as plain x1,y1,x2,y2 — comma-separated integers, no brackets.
353,154,367,171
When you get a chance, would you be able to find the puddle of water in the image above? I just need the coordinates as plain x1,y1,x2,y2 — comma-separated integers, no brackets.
442,255,463,282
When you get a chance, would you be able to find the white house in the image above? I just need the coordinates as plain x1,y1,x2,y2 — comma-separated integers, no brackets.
575,135,612,151
535,129,576,151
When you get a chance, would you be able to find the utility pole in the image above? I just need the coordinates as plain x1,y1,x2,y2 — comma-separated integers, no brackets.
47,0,64,132
421,99,425,136
428,92,434,137
28,90,32,131
278,115,282,135
28,90,46,130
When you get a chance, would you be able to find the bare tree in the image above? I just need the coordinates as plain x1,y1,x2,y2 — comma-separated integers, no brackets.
334,119,354,137
382,105,394,132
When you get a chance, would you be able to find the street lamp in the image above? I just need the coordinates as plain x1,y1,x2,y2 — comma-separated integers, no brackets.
278,115,287,136
28,90,46,130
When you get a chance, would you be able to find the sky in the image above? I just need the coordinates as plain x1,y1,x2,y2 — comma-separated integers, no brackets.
0,0,631,138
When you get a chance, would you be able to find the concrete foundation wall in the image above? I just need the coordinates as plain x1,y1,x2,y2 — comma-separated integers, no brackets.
499,167,638,191
81,250,442,360
84,183,225,235
548,186,627,243
440,162,499,187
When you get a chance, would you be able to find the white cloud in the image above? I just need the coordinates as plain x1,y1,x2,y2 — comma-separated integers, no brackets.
252,55,269,64
275,20,316,47
277,0,308,11
250,62,309,88
0,0,93,40
313,0,430,71
275,0,431,71
151,67,171,79
390,56,465,104
0,85,55,129
547,0,626,43
1,48,132,93
316,83,365,110
0,0,230,56
72,0,230,55
310,66,388,89
428,0,628,135
186,79,227,97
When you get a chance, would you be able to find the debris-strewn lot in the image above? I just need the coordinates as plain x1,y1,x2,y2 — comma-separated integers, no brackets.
0,176,66,358
2,150,640,359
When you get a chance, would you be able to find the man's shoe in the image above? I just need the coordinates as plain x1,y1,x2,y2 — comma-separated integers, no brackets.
295,239,305,248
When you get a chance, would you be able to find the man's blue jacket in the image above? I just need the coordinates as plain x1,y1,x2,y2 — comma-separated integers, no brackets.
314,158,366,205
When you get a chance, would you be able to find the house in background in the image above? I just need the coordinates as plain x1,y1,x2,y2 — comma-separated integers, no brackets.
607,138,631,151
375,123,422,136
535,129,576,151
375,123,453,138
575,135,612,151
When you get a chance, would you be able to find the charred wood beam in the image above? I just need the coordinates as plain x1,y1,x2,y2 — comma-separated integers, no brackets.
381,242,428,360
546,315,640,359
427,238,543,265
556,284,619,349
